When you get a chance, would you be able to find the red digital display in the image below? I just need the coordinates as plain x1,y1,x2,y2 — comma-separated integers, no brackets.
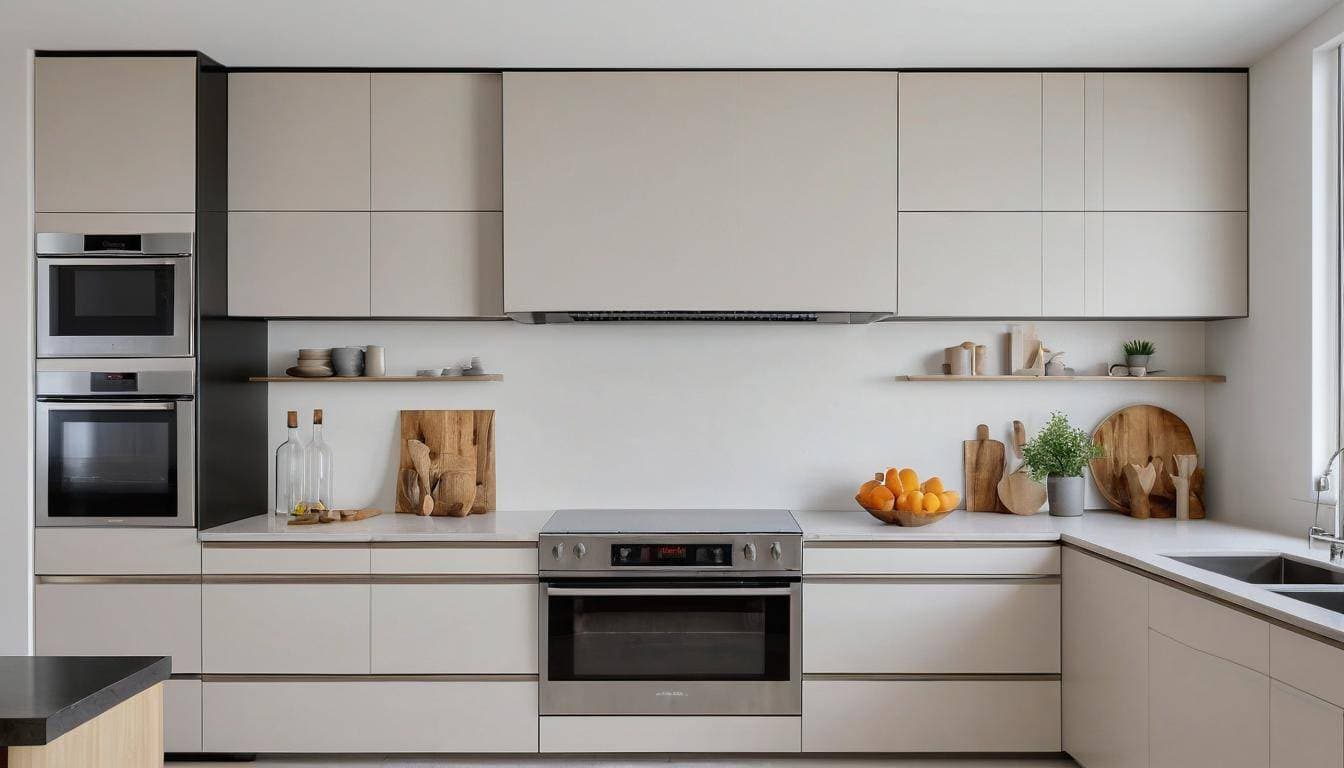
655,545,687,560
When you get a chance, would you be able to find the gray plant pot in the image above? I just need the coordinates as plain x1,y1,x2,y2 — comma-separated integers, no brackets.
1047,474,1085,517
1125,354,1151,368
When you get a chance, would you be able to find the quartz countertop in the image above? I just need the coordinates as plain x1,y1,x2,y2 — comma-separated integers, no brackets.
198,510,553,543
0,656,170,747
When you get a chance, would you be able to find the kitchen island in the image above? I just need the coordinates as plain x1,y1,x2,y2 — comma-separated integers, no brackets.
0,655,169,767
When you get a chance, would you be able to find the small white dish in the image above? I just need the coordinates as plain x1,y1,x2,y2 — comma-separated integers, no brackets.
416,369,442,377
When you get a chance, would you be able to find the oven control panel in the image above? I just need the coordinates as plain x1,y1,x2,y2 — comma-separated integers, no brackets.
611,543,732,567
540,533,802,574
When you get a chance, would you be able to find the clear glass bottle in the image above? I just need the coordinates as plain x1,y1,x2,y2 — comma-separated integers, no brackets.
304,409,334,511
275,411,306,516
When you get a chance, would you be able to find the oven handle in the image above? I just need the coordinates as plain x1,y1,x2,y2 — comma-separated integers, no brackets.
543,586,794,598
37,401,178,411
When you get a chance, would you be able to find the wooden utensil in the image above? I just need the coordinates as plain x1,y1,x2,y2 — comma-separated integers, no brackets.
997,420,1047,515
1091,405,1204,519
964,424,1006,512
1122,462,1158,519
396,411,496,516
337,507,382,522
406,439,435,515
1170,454,1197,520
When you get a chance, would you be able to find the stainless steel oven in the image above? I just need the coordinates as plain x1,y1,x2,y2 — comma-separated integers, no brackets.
539,510,803,717
36,364,195,527
37,232,194,358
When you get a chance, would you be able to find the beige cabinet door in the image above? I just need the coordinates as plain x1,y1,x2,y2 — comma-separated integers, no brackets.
370,582,536,673
1102,212,1247,317
228,212,370,317
504,71,897,314
898,72,1043,211
1149,629,1269,768
370,212,502,316
1271,680,1344,768
164,678,202,753
371,73,502,211
1101,72,1247,211
1062,548,1149,768
36,57,196,213
229,72,370,211
36,582,202,673
897,212,1043,317
202,583,371,674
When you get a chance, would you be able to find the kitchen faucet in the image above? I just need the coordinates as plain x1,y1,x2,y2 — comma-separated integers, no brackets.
1309,446,1344,562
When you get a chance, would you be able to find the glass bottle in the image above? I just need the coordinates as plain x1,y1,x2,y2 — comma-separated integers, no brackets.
304,409,335,511
275,411,306,516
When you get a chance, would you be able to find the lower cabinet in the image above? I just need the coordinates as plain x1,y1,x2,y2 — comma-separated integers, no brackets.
36,581,202,673
1148,629,1269,768
202,583,371,674
371,582,536,674
802,679,1060,752
1271,680,1344,768
164,678,202,753
540,716,800,753
203,679,537,753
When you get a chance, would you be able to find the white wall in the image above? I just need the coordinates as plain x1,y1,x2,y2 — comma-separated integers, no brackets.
1208,1,1344,536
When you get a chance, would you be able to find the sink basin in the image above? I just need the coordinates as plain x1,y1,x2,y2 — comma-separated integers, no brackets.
1167,554,1344,585
1272,590,1344,613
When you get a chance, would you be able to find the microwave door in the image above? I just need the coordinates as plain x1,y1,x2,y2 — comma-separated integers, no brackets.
36,257,193,358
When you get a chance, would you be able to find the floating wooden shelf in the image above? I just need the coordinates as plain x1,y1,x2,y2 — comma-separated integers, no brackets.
895,374,1225,383
249,375,503,383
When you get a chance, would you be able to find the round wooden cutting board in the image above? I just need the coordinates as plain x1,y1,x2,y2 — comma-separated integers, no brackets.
1090,405,1204,518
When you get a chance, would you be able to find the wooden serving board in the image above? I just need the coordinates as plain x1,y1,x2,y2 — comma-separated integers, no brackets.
395,410,495,516
1090,405,1204,519
963,424,1006,513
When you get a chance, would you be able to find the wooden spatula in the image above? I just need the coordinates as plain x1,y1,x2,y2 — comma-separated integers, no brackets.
997,420,1047,515
964,424,1006,512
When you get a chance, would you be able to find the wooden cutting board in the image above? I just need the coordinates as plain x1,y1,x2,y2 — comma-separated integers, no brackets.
395,410,496,516
1090,405,1204,519
964,424,1006,512
997,420,1047,515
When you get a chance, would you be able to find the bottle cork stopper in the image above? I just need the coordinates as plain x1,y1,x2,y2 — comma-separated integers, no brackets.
313,409,324,425
287,411,298,428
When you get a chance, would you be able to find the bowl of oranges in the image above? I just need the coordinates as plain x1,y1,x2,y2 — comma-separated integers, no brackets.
855,468,959,527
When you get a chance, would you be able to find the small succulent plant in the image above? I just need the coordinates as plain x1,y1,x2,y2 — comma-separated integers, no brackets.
1122,339,1156,357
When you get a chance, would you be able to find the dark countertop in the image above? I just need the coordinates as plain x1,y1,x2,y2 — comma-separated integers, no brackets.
0,656,170,747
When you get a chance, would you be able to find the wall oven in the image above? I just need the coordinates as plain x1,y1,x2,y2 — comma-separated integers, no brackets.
539,510,803,717
36,364,195,527
37,232,194,358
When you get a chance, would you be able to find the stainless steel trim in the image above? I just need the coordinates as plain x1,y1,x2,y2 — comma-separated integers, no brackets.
37,368,194,397
201,674,537,683
508,310,892,324
169,673,202,681
202,541,369,549
802,575,1061,585
203,575,372,584
370,575,538,584
545,586,792,597
371,541,539,549
38,575,203,584
538,569,800,580
201,574,537,584
539,531,802,575
38,401,176,411
804,540,1060,549
36,254,193,358
36,232,194,256
803,673,1061,682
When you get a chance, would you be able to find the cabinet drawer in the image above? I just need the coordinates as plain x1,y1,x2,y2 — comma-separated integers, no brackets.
1271,626,1344,708
203,583,370,673
804,544,1059,576
1150,581,1268,673
36,529,200,575
803,679,1061,752
804,580,1060,673
203,679,537,753
540,716,800,754
165,678,202,753
36,582,201,673
370,544,536,575
371,583,537,673
203,544,370,575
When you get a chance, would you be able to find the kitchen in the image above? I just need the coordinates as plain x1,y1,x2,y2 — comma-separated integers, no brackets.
2,1,1344,766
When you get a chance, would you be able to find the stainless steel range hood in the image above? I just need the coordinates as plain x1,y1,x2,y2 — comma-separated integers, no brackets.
507,310,893,324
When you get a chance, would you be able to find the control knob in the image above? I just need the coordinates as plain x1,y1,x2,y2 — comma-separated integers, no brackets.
551,543,565,560
770,541,783,561
574,542,587,559
743,542,757,561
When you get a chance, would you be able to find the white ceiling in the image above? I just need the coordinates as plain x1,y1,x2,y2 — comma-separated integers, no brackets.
8,0,1341,68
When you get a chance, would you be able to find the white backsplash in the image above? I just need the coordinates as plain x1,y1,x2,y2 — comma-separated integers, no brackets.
265,320,1208,513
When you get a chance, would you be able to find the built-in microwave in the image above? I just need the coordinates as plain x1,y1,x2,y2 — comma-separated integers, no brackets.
36,232,194,358
36,364,195,527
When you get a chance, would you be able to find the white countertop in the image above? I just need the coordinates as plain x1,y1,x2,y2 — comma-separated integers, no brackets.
197,510,554,543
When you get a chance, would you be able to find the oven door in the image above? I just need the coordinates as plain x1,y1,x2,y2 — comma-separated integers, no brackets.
37,256,193,358
36,399,195,527
540,579,801,716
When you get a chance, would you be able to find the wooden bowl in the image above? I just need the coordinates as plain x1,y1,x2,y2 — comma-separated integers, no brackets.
857,497,953,527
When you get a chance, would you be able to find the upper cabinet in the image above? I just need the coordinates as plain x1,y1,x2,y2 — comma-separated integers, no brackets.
371,73,502,211
503,71,898,314
36,56,197,213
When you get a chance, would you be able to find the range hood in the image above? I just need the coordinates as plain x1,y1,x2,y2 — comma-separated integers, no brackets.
508,310,893,324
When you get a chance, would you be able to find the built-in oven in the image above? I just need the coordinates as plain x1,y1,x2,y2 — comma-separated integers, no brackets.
37,232,194,358
539,525,803,717
36,364,195,527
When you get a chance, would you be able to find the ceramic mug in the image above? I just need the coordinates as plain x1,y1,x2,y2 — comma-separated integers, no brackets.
331,347,365,377
364,345,386,377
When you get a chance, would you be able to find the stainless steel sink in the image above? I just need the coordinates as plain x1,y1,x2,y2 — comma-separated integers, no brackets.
1272,590,1344,613
1167,554,1344,585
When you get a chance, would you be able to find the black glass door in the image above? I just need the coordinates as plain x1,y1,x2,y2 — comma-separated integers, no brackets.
45,407,178,518
50,264,175,337
547,583,792,681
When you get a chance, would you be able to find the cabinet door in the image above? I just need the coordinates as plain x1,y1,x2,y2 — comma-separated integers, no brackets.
36,56,196,213
371,582,536,673
202,583,370,674
1062,548,1149,768
370,212,503,316
1271,680,1344,768
229,72,370,210
1102,212,1247,317
898,212,1042,317
165,678,202,754
898,72,1043,211
371,73,502,211
1149,629,1269,768
228,212,371,317
36,582,202,673
1101,73,1247,211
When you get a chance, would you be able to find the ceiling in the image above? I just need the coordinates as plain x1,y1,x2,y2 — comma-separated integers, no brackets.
9,0,1341,68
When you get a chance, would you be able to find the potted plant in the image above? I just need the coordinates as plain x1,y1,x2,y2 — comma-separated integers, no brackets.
1123,339,1155,368
1022,412,1103,517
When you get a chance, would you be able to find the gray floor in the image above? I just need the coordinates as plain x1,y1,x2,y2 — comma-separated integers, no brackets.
170,757,1080,767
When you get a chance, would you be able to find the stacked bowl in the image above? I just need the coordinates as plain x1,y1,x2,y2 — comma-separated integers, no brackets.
286,349,334,378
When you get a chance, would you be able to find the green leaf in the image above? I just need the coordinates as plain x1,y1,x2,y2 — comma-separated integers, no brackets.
1021,412,1104,482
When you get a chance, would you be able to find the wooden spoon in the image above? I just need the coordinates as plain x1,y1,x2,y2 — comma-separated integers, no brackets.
407,439,435,515
997,420,1047,515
